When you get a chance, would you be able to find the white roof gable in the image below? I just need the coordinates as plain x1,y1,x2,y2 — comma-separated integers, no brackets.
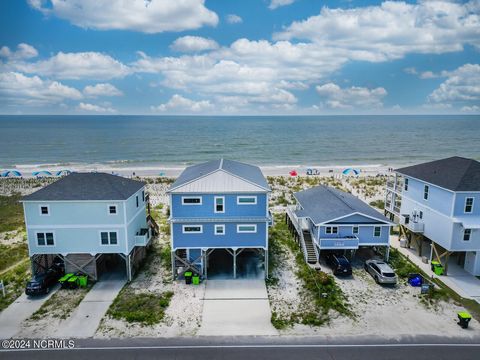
170,170,267,193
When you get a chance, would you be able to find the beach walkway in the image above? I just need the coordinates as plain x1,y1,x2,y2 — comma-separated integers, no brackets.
198,280,278,336
391,236,480,303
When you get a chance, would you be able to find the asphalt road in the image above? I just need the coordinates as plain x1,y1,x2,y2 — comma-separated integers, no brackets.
1,336,479,360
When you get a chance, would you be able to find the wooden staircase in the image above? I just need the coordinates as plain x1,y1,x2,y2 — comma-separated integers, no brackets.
303,230,318,264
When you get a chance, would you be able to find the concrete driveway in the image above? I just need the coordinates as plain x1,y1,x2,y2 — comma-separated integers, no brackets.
54,272,126,338
0,285,59,339
198,279,278,336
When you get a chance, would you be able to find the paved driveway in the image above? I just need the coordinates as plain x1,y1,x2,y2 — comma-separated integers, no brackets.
198,280,278,336
0,285,59,339
54,273,126,338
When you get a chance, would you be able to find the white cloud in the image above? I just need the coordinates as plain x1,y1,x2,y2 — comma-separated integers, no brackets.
170,36,219,53
428,64,480,106
77,102,116,113
275,1,480,61
226,14,243,24
83,83,123,97
461,105,479,113
269,0,296,10
0,71,82,105
29,0,218,33
12,52,130,80
316,83,387,109
0,43,38,60
151,94,214,113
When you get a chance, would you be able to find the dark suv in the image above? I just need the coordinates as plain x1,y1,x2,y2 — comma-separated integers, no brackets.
25,266,63,296
325,253,352,276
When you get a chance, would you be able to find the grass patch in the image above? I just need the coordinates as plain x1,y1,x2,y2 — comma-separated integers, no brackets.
30,286,92,321
0,243,28,272
107,289,174,325
0,194,24,233
268,214,351,328
0,260,31,313
369,199,385,209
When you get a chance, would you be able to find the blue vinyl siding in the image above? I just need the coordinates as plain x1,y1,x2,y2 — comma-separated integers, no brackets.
172,222,267,249
171,193,267,218
403,177,454,216
453,193,479,217
318,225,389,245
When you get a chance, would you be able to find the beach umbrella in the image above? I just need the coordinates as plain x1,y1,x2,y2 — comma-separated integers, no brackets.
32,170,53,177
342,168,360,176
289,170,298,177
1,170,22,177
56,169,72,176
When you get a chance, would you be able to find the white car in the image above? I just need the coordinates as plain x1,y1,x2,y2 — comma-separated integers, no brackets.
364,259,397,285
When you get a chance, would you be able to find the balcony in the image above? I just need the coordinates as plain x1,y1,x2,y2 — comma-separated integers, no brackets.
386,177,403,194
135,228,152,246
400,215,424,233
319,236,359,250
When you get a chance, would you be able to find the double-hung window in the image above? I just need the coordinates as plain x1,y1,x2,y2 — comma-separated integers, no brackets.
39,205,50,216
108,205,117,214
353,226,359,234
423,185,429,200
463,229,472,241
100,231,118,245
374,226,382,237
404,178,409,191
37,232,54,246
215,196,225,213
214,224,225,235
465,197,474,213
326,226,338,234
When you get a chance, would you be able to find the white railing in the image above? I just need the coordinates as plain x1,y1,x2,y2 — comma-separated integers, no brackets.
135,228,151,246
400,216,424,233
286,206,309,263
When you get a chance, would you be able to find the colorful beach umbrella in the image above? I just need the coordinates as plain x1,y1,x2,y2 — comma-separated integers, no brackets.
1,170,22,177
56,169,72,176
342,168,360,176
32,170,53,177
289,170,298,177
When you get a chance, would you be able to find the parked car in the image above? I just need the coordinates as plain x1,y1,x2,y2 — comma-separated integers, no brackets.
364,259,397,285
325,253,352,276
25,266,63,296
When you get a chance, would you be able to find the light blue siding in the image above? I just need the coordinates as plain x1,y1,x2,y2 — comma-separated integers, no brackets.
453,193,479,217
403,177,454,216
171,193,267,218
317,225,389,245
172,222,267,249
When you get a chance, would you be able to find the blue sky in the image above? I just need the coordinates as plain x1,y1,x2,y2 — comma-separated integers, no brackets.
0,0,479,115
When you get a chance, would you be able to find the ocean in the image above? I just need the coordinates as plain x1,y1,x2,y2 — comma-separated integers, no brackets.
0,115,479,169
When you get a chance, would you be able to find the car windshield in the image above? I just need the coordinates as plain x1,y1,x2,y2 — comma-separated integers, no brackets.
337,257,350,265
382,272,396,277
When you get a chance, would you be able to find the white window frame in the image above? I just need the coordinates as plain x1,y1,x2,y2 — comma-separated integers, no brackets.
423,185,429,200
182,196,202,205
214,224,225,236
237,196,257,205
182,225,203,234
373,226,382,237
237,224,257,233
36,231,55,246
326,226,338,234
99,231,119,246
214,196,225,213
39,204,50,216
352,225,359,234
463,229,472,241
464,197,474,214
108,204,118,215
404,178,409,191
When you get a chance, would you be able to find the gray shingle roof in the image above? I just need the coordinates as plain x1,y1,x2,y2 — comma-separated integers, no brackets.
294,185,390,225
396,157,480,192
23,172,145,201
169,159,270,192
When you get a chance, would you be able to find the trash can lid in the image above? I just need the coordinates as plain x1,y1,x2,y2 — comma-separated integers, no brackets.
458,312,472,319
184,271,193,276
431,261,441,265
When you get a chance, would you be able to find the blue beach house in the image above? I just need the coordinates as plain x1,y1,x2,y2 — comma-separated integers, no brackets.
168,159,271,279
385,157,480,276
287,185,393,264
22,173,157,281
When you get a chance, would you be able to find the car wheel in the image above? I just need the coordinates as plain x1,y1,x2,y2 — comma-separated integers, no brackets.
364,263,368,271
374,276,379,284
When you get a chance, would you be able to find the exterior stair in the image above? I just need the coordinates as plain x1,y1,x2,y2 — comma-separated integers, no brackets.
303,231,318,264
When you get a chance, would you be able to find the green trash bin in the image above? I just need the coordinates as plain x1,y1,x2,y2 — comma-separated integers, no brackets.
192,274,200,285
59,273,74,288
458,312,472,329
67,275,78,289
184,271,193,285
431,261,444,275
78,275,88,288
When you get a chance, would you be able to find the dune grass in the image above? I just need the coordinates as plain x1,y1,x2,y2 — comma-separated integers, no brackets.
0,194,24,233
0,261,31,313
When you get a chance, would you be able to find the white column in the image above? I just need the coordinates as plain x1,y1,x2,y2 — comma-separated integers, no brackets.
233,249,237,279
